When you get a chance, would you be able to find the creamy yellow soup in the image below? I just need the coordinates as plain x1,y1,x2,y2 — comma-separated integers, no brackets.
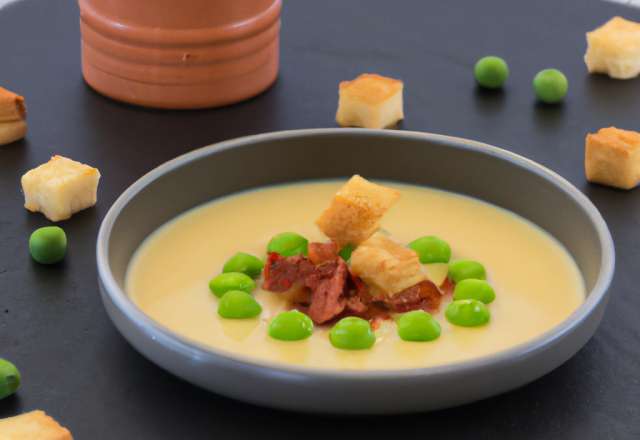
125,180,585,370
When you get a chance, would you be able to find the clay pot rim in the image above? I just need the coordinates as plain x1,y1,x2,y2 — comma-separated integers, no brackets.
78,0,282,47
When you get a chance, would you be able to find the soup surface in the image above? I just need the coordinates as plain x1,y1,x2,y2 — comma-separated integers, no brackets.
125,180,585,370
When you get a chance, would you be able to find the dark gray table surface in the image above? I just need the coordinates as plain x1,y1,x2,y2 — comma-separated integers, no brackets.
1,0,639,438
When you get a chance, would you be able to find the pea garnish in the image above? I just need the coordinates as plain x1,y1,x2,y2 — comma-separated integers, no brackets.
445,299,490,327
338,245,354,263
408,236,451,264
268,310,314,341
267,232,309,258
329,317,376,350
217,290,262,319
209,272,255,298
453,279,495,304
222,252,264,277
448,259,486,283
397,310,441,342
29,226,66,265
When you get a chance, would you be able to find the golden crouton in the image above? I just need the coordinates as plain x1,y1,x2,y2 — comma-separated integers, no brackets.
316,175,401,247
0,86,27,122
585,127,640,189
584,16,640,79
350,232,426,296
0,86,27,145
335,74,404,129
0,119,27,145
0,410,73,440
22,155,100,221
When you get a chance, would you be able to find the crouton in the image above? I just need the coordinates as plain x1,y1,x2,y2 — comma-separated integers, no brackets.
0,86,27,145
584,16,640,79
585,126,640,189
0,410,73,440
22,155,100,221
350,232,426,296
335,74,404,129
316,175,401,247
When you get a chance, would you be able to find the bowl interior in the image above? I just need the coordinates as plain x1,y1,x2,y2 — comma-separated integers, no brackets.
106,130,609,303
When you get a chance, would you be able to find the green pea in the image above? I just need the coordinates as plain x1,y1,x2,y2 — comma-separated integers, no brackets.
474,56,508,89
29,226,66,265
533,69,568,103
338,245,354,263
397,310,441,342
329,317,376,350
267,232,309,257
408,236,451,264
445,299,490,327
0,359,20,399
453,279,495,304
448,259,486,283
222,252,264,277
209,272,255,299
217,290,262,319
268,310,314,341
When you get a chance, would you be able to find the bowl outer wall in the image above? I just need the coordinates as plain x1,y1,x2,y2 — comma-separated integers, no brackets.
96,128,615,414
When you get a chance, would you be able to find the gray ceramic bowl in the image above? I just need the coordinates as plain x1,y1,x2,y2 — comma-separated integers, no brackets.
97,129,614,414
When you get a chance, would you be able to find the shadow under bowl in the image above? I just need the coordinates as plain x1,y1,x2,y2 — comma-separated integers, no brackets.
97,128,614,414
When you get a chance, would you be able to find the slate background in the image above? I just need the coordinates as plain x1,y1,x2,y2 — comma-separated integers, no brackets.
0,0,639,438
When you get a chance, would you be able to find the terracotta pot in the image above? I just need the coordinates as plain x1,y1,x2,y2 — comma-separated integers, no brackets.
78,0,281,109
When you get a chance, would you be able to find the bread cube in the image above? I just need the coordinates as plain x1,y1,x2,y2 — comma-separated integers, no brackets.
584,16,640,79
350,232,426,296
0,410,73,440
0,86,27,145
316,175,401,247
335,74,404,129
0,119,27,145
585,127,640,189
0,86,27,122
22,155,100,221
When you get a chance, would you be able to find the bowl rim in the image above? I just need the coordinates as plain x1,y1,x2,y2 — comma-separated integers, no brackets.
97,128,615,379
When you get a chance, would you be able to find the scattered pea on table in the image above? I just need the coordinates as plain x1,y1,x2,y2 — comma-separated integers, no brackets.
533,69,568,103
474,56,509,89
29,226,66,265
0,359,20,400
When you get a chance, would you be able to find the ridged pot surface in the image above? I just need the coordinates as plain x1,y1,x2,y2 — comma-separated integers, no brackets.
78,0,281,109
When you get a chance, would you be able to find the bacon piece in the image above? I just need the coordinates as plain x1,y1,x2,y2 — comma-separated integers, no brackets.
262,248,350,324
439,276,456,296
305,259,349,323
372,280,442,314
265,243,445,325
369,314,388,331
345,294,367,313
262,253,315,291
336,275,392,327
308,241,339,266
278,283,311,304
